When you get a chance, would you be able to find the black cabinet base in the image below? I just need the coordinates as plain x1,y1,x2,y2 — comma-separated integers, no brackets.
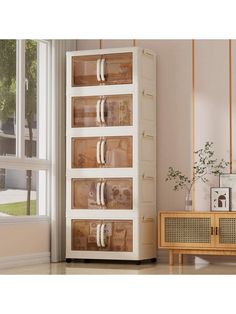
65,258,157,264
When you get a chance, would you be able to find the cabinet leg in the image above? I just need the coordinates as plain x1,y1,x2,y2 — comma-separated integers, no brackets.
178,254,183,265
169,250,174,266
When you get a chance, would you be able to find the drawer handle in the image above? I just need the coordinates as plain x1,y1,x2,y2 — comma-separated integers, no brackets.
96,182,101,206
100,223,106,247
96,224,101,247
101,58,105,81
142,49,154,57
96,98,101,124
216,227,218,236
211,227,214,235
101,139,106,164
101,181,106,206
96,140,101,164
142,174,154,180
142,216,154,222
142,131,154,139
96,59,101,82
100,97,106,124
142,90,154,98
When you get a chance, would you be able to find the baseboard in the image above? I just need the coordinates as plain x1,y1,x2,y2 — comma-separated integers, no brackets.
0,252,50,269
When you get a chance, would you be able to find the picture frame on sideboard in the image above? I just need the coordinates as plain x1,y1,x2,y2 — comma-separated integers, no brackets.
219,173,236,211
210,187,231,212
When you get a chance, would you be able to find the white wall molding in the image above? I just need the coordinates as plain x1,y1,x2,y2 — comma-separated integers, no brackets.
231,40,236,172
51,40,77,263
0,252,50,269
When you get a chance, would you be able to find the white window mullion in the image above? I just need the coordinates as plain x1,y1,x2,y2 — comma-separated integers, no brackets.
16,41,20,157
37,41,48,159
16,40,25,159
0,156,50,171
46,41,52,219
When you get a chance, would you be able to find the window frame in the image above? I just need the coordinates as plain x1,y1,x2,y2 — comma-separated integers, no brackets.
0,39,52,220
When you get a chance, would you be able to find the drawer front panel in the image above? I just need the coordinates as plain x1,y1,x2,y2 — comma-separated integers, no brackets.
71,178,133,210
71,219,133,252
72,53,133,87
72,95,133,128
72,136,133,169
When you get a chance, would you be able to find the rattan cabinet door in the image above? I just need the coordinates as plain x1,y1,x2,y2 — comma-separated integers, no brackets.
215,214,236,249
160,213,214,248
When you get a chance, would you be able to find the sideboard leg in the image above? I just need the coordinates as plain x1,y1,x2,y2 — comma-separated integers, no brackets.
169,250,174,266
178,253,183,265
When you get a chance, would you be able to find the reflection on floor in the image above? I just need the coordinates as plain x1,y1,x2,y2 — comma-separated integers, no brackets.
1,260,236,275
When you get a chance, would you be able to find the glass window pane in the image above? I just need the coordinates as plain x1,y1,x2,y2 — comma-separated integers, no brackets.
25,40,48,159
0,40,16,157
25,40,37,158
0,168,47,216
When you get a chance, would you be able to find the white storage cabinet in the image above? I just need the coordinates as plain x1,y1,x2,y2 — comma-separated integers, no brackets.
66,47,157,262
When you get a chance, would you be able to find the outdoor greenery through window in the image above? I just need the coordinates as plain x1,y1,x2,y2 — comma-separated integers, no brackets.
0,40,16,156
0,40,50,216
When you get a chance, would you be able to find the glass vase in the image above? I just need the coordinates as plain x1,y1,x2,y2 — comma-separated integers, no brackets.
185,193,193,211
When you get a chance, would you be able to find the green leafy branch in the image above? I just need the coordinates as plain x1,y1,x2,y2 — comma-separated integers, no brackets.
166,142,229,198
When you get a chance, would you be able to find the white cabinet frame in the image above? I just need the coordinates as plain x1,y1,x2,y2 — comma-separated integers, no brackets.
66,47,157,261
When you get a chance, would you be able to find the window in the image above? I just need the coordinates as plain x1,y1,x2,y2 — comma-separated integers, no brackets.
0,40,16,156
0,40,51,216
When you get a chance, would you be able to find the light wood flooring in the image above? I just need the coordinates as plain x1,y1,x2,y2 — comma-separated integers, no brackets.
1,260,236,274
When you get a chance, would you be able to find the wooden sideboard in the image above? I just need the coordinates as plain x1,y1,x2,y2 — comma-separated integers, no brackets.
158,211,236,265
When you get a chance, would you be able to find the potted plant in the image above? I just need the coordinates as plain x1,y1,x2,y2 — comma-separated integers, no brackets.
165,142,229,211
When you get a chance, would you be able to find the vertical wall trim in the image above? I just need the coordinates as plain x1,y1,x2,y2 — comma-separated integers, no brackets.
132,40,136,47
51,40,77,262
229,39,233,173
192,39,196,211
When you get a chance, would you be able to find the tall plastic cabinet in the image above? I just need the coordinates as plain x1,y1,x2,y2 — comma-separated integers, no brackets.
66,47,157,262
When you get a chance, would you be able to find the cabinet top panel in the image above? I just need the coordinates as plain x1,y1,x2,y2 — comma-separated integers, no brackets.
66,46,156,57
159,211,236,215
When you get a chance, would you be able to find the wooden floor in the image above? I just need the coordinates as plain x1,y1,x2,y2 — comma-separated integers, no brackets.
1,260,236,274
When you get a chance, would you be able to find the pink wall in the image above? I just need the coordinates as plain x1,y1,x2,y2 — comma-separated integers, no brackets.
194,40,230,210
